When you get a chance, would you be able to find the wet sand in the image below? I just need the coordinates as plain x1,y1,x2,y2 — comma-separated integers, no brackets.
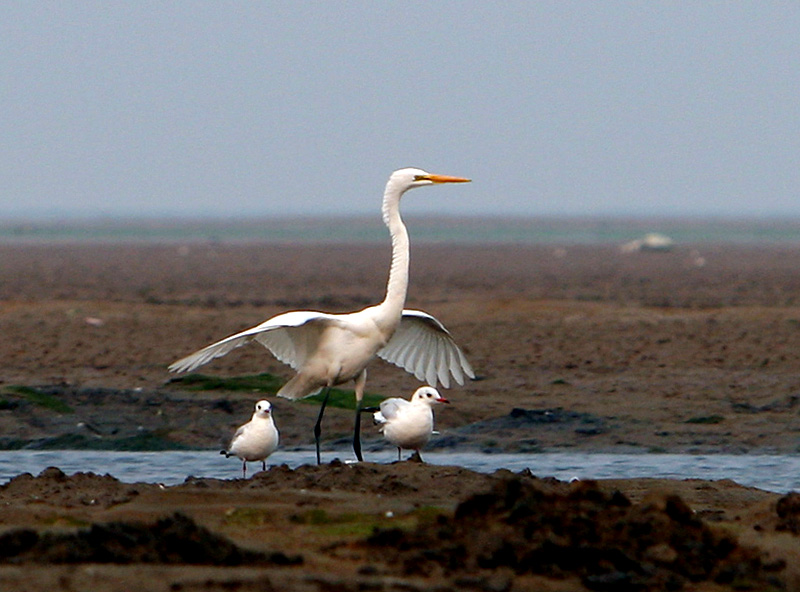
1,241,800,590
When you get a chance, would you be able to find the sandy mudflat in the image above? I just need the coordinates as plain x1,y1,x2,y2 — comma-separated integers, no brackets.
1,241,800,590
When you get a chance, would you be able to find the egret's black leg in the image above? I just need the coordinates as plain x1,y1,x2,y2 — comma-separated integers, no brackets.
314,387,332,465
397,447,401,462
261,460,266,472
353,399,364,462
242,460,247,479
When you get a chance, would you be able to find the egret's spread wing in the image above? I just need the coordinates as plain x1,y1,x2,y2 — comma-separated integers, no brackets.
168,310,339,374
377,309,475,388
252,311,342,371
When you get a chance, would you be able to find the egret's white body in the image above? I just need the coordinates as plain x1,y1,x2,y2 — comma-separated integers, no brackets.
374,386,449,461
222,399,279,478
169,168,474,463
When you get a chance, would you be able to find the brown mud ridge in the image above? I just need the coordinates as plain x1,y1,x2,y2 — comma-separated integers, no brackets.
368,477,785,591
0,463,799,591
0,512,299,567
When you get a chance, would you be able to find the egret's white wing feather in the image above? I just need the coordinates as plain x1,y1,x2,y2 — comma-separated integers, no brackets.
447,345,465,386
405,336,424,378
436,344,450,387
425,333,439,386
168,310,340,374
377,309,474,388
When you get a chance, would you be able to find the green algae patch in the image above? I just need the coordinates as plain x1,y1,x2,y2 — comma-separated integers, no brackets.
1,386,73,414
167,373,384,410
167,373,284,394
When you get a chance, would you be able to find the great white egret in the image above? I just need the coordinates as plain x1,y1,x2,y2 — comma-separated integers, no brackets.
169,167,475,463
221,400,279,478
373,386,449,461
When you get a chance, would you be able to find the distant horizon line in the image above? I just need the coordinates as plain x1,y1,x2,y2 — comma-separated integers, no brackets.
3,212,800,224
2,214,800,246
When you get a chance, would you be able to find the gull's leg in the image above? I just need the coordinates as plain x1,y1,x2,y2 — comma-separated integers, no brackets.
314,387,332,465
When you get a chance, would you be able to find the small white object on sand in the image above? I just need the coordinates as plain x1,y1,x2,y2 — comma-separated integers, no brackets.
620,233,674,253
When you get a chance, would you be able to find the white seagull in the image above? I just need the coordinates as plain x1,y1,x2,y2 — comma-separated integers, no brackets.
374,386,449,461
221,399,279,478
169,168,475,464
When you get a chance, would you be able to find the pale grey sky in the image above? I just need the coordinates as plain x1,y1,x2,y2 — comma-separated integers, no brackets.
2,2,798,219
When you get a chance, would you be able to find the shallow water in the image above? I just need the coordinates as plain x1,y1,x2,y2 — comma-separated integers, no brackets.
1,450,798,493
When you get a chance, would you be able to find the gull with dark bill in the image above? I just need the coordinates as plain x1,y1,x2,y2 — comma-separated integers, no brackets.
221,399,279,478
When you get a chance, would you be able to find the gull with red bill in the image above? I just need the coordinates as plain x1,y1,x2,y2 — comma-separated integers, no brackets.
374,386,450,461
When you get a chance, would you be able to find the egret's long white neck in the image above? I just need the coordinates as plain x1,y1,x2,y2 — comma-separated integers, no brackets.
378,179,410,326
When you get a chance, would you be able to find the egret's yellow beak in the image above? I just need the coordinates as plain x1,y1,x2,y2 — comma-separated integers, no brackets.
415,174,471,184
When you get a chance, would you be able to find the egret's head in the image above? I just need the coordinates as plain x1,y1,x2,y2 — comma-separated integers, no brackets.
388,167,471,194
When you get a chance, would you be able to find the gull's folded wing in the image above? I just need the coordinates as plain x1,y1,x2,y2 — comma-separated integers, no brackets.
377,397,409,421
